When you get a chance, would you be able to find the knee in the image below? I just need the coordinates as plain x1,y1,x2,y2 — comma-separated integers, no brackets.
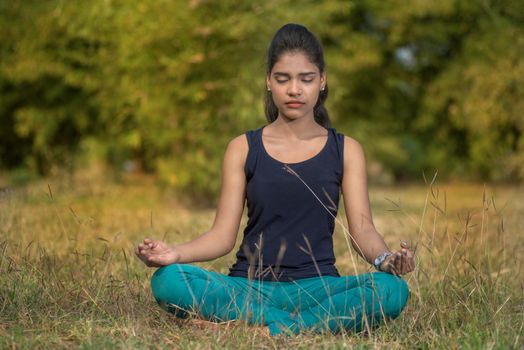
372,272,409,318
150,264,186,306
150,264,194,318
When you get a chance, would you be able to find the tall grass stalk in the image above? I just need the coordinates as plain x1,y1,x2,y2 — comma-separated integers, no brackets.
0,178,522,348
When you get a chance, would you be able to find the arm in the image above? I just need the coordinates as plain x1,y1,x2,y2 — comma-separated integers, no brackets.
341,136,414,274
136,134,248,266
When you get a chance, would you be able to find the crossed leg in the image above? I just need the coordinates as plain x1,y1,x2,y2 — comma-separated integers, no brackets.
150,264,296,329
150,264,409,336
264,272,410,335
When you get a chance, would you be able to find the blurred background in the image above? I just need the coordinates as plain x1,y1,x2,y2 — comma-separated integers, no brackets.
1,0,523,203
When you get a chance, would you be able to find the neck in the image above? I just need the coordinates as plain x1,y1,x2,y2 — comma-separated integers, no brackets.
270,115,324,140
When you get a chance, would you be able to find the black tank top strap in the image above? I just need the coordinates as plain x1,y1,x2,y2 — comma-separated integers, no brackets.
331,128,345,183
244,129,261,182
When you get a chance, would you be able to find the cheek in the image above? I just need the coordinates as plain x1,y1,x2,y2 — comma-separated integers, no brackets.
271,87,287,102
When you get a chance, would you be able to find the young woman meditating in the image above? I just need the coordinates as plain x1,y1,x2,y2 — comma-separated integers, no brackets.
136,23,415,336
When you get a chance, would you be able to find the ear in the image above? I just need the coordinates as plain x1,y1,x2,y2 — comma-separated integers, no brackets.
266,75,271,90
320,71,326,89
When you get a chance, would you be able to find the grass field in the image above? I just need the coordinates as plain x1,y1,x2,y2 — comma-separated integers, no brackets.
1,175,523,349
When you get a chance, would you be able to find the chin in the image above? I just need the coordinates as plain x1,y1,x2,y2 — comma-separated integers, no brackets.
281,110,310,119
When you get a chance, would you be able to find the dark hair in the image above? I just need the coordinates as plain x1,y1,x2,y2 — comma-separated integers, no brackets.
264,23,331,128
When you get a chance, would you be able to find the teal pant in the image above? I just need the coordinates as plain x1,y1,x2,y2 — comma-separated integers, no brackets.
151,264,409,336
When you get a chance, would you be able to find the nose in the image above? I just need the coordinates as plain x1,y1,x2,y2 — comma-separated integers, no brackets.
287,79,302,96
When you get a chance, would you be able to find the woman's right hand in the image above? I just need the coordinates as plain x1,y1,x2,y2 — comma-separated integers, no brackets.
135,238,180,267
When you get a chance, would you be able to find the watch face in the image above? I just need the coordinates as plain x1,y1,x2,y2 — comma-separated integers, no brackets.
374,252,392,270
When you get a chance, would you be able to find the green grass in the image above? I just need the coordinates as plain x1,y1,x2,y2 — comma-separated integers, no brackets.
1,175,523,349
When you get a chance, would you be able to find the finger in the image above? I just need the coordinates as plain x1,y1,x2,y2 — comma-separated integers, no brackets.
402,252,414,273
402,253,412,274
407,248,415,269
142,239,155,249
144,239,154,248
395,252,404,275
393,254,400,271
388,255,399,275
140,246,154,257
147,254,163,266
147,255,165,265
396,252,404,275
401,250,410,272
399,250,408,274
388,262,399,276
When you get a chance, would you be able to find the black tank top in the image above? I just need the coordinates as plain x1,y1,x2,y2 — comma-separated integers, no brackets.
228,125,345,281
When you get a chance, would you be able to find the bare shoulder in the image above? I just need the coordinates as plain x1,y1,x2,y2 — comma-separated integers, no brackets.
228,133,249,149
343,135,366,166
222,133,249,171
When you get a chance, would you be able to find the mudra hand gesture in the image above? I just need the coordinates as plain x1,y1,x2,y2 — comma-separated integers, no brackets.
380,241,416,276
135,238,180,267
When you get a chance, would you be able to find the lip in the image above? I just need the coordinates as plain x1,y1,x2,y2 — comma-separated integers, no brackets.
285,101,304,108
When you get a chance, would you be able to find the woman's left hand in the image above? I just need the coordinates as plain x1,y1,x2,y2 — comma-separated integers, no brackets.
380,241,416,276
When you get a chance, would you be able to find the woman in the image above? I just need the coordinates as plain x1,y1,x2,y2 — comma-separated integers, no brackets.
136,23,415,336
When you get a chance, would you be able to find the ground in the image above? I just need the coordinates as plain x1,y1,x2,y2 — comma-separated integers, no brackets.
1,175,522,349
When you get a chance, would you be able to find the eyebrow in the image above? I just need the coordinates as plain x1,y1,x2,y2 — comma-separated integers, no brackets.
273,72,317,77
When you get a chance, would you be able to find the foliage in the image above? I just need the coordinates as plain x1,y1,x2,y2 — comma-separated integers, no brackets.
1,0,523,197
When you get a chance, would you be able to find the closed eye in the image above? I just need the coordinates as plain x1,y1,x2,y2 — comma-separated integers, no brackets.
276,79,314,83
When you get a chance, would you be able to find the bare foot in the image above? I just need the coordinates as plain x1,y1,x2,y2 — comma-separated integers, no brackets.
134,238,180,267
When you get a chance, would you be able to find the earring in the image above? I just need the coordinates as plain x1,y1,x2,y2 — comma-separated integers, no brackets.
321,86,325,91
267,87,271,91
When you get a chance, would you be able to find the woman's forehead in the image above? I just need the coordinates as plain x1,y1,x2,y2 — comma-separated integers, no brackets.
272,51,319,73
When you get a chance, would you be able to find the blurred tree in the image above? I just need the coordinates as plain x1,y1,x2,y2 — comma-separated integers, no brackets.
0,0,522,199
317,0,524,182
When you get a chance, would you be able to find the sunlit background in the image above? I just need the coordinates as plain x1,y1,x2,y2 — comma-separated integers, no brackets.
1,1,523,200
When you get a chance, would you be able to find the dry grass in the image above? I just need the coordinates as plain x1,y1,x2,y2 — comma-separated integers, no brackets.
0,175,523,349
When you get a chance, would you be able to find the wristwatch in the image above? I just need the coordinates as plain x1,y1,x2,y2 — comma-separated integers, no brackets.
374,251,393,271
